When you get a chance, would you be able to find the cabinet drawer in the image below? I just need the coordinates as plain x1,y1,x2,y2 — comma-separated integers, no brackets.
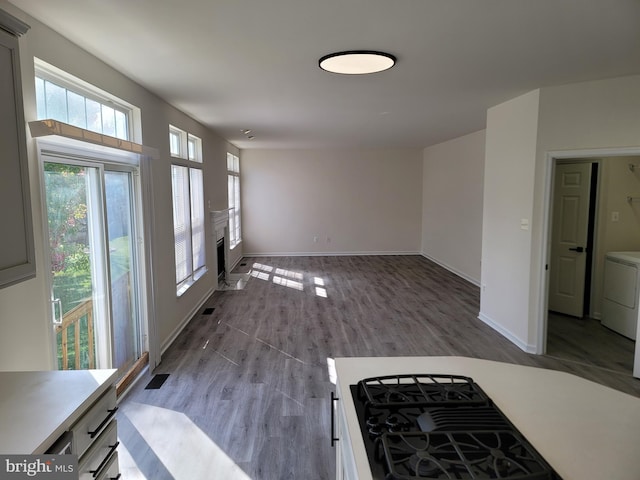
95,451,120,480
78,420,118,480
72,386,117,457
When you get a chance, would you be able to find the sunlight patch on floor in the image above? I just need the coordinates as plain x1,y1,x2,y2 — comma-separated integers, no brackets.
250,262,272,281
273,275,304,291
122,402,252,480
326,357,337,385
314,276,328,297
275,267,303,280
249,269,270,280
249,263,329,296
252,262,273,272
117,441,148,480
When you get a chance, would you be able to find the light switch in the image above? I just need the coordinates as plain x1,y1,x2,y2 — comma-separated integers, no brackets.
612,211,620,222
520,219,529,230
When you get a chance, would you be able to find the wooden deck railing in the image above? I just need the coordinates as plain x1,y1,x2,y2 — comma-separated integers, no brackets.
56,298,95,370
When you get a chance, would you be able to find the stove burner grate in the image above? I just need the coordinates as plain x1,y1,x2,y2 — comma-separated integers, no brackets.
357,374,490,408
381,431,557,480
349,375,562,480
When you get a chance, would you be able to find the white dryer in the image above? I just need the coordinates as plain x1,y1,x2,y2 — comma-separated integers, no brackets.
602,251,640,340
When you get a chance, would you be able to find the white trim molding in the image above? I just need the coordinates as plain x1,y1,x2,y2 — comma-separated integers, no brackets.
243,251,421,257
420,253,480,287
160,286,215,355
478,313,537,354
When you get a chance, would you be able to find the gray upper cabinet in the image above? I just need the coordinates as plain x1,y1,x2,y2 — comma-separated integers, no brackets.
0,9,33,289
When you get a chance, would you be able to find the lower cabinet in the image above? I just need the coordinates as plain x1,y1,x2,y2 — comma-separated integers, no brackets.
73,385,120,479
96,451,120,480
333,386,359,480
78,419,119,480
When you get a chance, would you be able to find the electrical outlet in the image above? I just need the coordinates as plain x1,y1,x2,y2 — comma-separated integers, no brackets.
313,236,318,243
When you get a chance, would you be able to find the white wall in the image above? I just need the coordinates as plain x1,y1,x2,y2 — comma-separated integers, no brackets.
529,75,640,347
0,2,235,370
241,149,423,255
480,74,640,353
479,89,540,351
422,130,485,285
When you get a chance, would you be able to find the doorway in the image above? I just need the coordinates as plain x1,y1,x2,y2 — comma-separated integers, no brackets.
544,152,640,374
41,143,147,380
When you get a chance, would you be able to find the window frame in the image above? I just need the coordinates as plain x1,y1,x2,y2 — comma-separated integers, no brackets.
227,152,242,249
170,126,206,295
34,58,136,141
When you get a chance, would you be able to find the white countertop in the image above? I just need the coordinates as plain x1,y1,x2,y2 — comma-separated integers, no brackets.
0,369,118,454
334,356,640,480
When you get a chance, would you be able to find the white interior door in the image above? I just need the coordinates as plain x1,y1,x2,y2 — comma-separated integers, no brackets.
548,162,592,317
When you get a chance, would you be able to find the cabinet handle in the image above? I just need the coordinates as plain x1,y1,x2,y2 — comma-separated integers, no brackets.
109,475,122,480
52,298,63,325
88,407,118,438
331,391,339,447
89,441,119,478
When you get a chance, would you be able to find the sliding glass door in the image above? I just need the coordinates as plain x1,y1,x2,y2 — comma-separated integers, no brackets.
105,169,142,373
43,155,144,377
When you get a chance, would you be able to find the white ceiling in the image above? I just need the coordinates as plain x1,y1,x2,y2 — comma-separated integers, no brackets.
8,0,640,150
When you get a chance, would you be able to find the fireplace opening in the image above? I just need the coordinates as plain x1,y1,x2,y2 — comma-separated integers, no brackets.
217,237,226,282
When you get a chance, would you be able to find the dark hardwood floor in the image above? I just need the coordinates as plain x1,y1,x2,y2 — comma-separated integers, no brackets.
117,255,640,479
547,311,636,376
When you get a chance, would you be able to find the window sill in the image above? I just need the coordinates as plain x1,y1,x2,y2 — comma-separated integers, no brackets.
176,268,207,297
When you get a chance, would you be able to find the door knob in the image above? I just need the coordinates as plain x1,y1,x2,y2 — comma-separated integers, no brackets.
568,246,584,253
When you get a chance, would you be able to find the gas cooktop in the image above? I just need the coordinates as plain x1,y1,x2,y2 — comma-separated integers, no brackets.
350,374,562,480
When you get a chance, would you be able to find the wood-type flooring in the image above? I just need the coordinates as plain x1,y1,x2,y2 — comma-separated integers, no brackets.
117,255,640,480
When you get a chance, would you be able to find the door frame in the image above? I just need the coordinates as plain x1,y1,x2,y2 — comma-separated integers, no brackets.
41,156,113,368
538,146,640,354
36,136,151,371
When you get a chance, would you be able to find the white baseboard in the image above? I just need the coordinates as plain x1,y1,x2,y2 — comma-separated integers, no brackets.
160,286,215,355
420,253,480,287
478,312,537,353
242,250,421,257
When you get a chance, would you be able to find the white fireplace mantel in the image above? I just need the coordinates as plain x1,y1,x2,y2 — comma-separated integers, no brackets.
211,209,230,240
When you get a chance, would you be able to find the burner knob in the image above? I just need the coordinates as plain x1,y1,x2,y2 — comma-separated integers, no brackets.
385,415,400,428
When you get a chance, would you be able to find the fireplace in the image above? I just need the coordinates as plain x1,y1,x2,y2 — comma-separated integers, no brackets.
211,209,230,283
211,209,248,290
216,237,225,282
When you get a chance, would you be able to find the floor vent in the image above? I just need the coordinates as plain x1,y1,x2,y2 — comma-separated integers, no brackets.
145,373,169,390
203,307,215,315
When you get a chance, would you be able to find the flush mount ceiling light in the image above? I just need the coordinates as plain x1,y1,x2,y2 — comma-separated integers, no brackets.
319,50,396,75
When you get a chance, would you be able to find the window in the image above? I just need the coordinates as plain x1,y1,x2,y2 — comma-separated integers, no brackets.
170,126,205,294
188,134,202,162
169,126,202,162
35,59,133,141
227,153,241,248
169,127,183,157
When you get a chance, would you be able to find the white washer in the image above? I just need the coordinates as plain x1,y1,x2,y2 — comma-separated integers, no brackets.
601,251,640,340
602,252,640,379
